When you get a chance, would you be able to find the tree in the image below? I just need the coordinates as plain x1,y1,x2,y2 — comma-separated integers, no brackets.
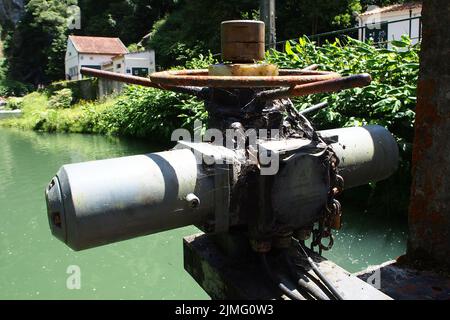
75,0,176,45
276,0,363,40
408,0,450,270
3,0,175,85
147,0,258,68
4,0,76,85
148,0,370,68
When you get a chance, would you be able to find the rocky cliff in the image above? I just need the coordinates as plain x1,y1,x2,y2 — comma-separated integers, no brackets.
0,0,25,27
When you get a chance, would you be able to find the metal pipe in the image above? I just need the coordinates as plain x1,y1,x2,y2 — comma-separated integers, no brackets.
81,67,159,88
301,64,319,71
299,101,328,115
298,244,345,300
259,254,307,300
319,125,399,189
80,67,208,99
291,73,371,97
46,149,215,251
256,73,372,101
283,252,330,300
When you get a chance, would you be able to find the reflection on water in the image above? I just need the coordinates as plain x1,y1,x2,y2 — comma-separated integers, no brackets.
0,128,407,299
321,208,407,273
0,128,207,299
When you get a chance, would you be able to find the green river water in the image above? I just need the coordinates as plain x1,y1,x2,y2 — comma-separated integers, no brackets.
0,127,408,299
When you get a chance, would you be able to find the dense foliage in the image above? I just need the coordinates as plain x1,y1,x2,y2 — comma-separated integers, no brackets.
2,0,77,85
75,0,175,45
1,0,174,86
0,0,412,84
147,0,257,68
148,0,412,68
48,88,73,109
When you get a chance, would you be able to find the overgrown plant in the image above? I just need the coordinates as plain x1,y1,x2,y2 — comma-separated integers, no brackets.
48,88,73,109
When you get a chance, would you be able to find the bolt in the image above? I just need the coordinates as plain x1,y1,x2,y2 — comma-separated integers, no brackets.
185,193,200,209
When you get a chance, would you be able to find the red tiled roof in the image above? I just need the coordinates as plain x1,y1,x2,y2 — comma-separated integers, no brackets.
359,2,422,17
69,35,128,55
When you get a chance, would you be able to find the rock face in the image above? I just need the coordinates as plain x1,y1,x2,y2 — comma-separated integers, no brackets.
0,0,25,27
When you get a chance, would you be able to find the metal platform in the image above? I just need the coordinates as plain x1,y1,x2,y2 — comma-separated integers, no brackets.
356,260,450,300
184,232,392,300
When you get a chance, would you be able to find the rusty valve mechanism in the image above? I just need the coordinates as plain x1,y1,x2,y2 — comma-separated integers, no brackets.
46,21,398,255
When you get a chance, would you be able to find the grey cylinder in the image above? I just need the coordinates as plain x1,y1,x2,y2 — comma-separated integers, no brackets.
45,149,214,251
318,125,399,189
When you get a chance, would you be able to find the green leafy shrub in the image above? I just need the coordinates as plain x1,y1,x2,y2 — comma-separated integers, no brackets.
0,79,32,97
48,88,73,109
99,85,206,141
46,78,98,103
6,97,24,110
267,35,419,215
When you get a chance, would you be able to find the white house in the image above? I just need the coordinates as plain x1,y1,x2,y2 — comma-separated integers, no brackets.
65,35,155,81
356,2,422,47
101,51,156,77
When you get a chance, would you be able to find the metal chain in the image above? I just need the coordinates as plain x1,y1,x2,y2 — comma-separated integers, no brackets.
284,99,345,254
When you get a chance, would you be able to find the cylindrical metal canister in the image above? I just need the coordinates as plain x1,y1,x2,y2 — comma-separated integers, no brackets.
319,125,399,189
221,20,265,62
45,149,214,251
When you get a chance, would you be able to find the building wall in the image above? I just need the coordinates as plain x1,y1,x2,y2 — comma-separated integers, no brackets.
358,8,422,47
78,53,116,79
124,50,156,76
112,56,126,74
65,39,119,80
65,40,79,80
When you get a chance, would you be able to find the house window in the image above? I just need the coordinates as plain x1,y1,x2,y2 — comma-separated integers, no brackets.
81,65,101,70
116,64,122,69
69,67,78,77
132,67,149,77
80,65,101,78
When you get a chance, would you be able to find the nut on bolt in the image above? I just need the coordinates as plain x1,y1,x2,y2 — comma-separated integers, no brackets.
185,193,200,209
